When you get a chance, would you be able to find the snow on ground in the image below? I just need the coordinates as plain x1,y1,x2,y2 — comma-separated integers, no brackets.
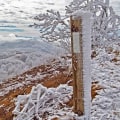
0,0,67,83
0,0,119,83
0,56,70,97
0,39,65,83
91,43,120,119
0,0,120,120
12,41,120,120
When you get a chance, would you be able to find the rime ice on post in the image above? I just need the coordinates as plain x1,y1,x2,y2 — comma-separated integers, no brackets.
70,11,91,120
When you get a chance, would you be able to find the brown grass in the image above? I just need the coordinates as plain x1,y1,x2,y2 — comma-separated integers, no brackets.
0,64,101,120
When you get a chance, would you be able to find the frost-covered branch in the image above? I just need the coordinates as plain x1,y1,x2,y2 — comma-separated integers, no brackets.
66,0,120,48
13,84,73,120
33,10,70,42
32,0,120,50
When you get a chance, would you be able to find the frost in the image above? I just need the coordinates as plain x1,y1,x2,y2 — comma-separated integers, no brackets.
71,11,91,119
0,40,65,82
33,0,120,51
13,84,73,120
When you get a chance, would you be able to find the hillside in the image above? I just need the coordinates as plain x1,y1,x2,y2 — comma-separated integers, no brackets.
0,56,102,120
0,0,120,120
1,43,120,119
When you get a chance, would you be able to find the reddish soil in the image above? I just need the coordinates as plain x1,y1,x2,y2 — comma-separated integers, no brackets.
0,63,101,120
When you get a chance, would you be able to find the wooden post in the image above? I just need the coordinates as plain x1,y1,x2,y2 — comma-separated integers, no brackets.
70,16,84,115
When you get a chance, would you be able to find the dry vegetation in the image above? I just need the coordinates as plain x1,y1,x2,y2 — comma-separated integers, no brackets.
0,61,102,120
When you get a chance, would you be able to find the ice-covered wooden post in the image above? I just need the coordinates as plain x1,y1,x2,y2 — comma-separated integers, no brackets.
70,11,91,119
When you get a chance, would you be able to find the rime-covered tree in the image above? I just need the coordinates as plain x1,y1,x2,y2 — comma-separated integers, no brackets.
33,0,120,51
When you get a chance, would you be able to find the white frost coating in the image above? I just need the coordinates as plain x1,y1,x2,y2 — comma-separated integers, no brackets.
13,84,73,120
73,32,80,53
73,11,91,120
72,10,92,20
82,12,91,120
